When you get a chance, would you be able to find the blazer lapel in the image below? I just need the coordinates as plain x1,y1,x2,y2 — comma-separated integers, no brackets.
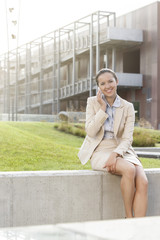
93,96,124,136
114,99,124,136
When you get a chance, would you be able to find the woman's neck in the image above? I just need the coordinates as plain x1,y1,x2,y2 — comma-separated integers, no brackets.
105,95,117,107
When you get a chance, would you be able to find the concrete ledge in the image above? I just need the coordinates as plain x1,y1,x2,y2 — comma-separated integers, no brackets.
134,147,160,158
0,169,160,227
134,147,160,152
136,151,160,158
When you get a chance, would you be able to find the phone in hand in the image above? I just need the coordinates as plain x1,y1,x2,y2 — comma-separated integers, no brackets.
98,87,103,98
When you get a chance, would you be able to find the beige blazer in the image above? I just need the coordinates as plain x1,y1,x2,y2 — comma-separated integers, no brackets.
78,95,137,165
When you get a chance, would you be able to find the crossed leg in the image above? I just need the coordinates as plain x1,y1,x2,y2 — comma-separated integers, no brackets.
114,157,148,218
133,165,148,217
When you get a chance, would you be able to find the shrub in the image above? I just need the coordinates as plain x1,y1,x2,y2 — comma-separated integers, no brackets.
54,123,160,147
58,123,72,133
53,122,86,138
73,128,86,138
53,123,59,129
149,130,160,143
133,128,157,147
73,123,85,130
136,118,153,129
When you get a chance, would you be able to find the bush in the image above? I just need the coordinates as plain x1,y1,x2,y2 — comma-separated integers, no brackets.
133,127,157,147
73,128,86,138
73,123,85,130
54,123,160,147
57,122,72,133
53,122,86,138
136,118,153,129
53,123,59,129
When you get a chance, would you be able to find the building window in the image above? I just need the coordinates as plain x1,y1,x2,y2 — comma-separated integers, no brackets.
123,49,140,73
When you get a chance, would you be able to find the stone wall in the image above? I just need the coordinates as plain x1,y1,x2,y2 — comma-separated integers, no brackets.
0,169,159,227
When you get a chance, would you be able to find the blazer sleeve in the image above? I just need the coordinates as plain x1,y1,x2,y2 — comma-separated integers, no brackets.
113,103,135,156
85,97,108,138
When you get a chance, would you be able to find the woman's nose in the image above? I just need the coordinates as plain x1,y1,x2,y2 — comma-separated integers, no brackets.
104,84,110,89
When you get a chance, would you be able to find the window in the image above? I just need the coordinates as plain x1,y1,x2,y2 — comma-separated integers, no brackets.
123,49,140,73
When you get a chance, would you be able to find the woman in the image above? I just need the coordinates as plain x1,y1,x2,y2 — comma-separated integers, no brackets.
78,68,148,218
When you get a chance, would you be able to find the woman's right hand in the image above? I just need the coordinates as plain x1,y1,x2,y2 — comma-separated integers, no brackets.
103,152,118,174
97,89,106,112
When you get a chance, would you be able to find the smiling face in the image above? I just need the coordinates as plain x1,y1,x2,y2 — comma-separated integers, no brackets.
97,72,118,101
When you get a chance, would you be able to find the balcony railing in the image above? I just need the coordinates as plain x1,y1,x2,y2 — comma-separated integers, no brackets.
59,73,142,99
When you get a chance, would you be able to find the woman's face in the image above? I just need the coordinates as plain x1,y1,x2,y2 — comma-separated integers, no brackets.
98,72,118,100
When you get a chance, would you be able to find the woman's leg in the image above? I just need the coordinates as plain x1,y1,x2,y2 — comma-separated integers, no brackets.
115,157,136,218
133,166,148,217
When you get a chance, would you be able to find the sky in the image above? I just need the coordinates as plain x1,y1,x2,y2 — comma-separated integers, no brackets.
0,0,158,55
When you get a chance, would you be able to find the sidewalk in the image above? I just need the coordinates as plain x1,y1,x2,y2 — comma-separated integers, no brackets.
134,147,160,158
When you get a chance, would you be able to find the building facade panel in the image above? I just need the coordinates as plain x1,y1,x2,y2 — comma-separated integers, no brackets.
117,2,159,128
0,3,160,128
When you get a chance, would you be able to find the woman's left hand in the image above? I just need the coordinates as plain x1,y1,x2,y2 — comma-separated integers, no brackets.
103,152,118,174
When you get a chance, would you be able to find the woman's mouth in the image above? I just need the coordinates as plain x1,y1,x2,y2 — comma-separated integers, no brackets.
104,89,113,93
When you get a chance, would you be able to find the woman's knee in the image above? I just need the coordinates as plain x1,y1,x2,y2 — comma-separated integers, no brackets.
136,174,148,193
126,164,136,179
116,157,136,179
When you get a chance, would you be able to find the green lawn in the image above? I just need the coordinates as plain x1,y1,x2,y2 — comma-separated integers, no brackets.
0,121,159,171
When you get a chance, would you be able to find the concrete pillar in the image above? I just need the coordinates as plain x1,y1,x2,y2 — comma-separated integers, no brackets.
39,37,44,114
96,12,100,73
72,23,76,95
3,53,7,113
15,48,19,120
112,48,116,71
25,44,28,114
131,89,135,102
7,52,10,120
27,44,31,114
104,50,109,68
57,30,60,113
89,14,93,97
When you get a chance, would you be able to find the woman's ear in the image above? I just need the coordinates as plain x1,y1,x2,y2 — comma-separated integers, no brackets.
116,78,119,85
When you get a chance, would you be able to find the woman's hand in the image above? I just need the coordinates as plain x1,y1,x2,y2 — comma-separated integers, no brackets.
103,152,118,174
97,89,106,112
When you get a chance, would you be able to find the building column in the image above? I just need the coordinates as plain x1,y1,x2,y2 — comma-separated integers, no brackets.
3,53,7,113
66,64,69,85
89,14,93,97
28,44,31,114
96,11,100,73
112,48,116,71
15,48,19,121
72,23,76,95
39,37,43,114
7,52,10,120
25,44,28,114
104,50,109,68
57,29,60,113
52,32,56,114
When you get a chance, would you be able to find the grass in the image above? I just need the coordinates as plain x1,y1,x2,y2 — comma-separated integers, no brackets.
140,158,160,168
0,121,159,171
0,121,90,171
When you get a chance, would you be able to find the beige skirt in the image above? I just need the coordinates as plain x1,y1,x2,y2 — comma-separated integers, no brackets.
90,138,142,171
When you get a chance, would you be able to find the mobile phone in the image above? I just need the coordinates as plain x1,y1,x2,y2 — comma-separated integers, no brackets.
98,87,103,98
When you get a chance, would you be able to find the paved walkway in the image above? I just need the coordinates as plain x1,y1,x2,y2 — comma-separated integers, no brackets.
134,147,160,158
0,216,160,239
